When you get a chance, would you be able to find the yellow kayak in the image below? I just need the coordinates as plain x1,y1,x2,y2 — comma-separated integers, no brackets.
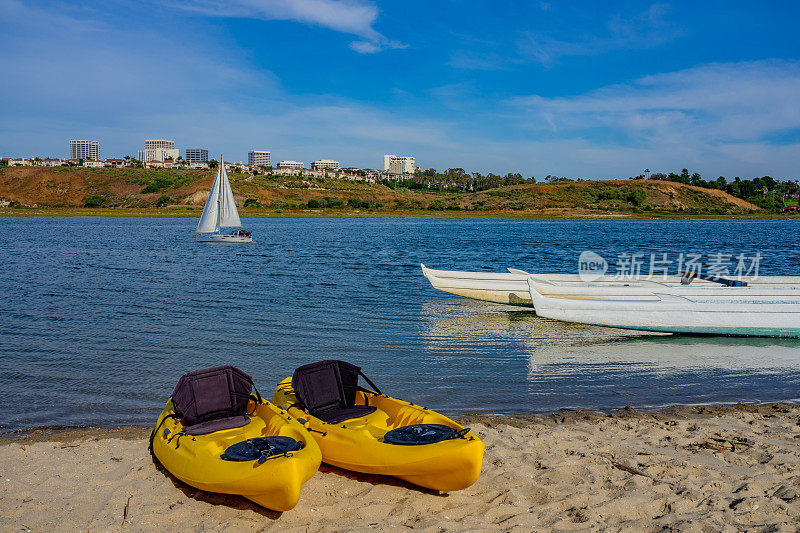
151,366,321,511
272,361,484,492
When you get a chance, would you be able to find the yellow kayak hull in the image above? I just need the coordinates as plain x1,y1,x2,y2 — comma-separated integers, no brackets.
273,377,484,491
151,399,321,511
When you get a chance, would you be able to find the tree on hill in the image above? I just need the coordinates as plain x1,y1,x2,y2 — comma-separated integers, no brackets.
650,169,798,210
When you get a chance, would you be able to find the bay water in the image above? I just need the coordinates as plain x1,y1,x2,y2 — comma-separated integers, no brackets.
1,217,799,432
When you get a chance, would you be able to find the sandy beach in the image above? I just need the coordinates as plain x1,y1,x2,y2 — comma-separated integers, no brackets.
1,403,799,532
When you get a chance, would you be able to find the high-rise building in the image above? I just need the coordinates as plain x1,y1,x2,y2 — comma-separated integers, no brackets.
139,139,178,162
184,148,209,162
69,140,100,161
384,155,415,174
277,161,304,169
310,159,339,170
248,151,271,166
146,139,174,150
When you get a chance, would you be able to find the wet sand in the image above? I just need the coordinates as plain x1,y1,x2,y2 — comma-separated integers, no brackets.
1,403,799,531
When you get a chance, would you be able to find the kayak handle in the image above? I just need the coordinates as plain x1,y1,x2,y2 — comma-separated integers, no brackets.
258,451,293,465
453,428,470,440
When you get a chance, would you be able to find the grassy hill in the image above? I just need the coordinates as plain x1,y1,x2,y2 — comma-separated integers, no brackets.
0,166,764,217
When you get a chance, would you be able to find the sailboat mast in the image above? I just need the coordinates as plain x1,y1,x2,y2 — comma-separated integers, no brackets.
216,156,223,234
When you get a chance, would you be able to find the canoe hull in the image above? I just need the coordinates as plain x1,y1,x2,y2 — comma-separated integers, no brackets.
421,264,534,306
528,280,800,338
529,278,800,300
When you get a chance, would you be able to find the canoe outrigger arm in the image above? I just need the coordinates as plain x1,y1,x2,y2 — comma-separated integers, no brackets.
680,271,748,287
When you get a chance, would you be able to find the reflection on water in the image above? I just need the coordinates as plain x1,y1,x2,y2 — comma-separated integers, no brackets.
530,335,800,372
421,299,663,351
419,298,800,412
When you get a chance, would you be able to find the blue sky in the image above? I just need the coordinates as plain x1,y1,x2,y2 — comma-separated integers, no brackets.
1,0,799,178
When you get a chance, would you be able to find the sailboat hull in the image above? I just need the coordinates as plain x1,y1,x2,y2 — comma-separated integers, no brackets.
196,234,252,243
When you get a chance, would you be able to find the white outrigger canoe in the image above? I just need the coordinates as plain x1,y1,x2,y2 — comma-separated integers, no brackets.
421,264,539,307
527,278,800,338
419,264,659,307
528,277,800,302
421,264,799,308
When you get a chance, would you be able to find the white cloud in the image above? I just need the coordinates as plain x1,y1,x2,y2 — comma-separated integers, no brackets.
349,40,381,54
512,60,800,141
168,0,405,53
507,60,800,177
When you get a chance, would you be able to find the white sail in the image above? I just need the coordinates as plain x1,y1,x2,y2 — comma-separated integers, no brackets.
196,166,221,233
218,164,242,228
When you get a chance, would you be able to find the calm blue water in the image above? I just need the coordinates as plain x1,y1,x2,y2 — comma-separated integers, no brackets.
1,217,800,432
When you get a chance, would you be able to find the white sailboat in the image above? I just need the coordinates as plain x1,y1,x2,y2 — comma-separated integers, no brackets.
196,157,252,243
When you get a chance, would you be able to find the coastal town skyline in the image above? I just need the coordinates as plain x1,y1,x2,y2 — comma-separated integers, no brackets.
4,137,419,176
1,1,799,178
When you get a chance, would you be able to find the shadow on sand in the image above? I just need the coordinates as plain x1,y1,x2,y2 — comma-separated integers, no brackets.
148,444,284,519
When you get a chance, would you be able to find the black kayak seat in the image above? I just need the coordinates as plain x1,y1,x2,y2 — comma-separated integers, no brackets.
171,365,254,435
292,360,377,424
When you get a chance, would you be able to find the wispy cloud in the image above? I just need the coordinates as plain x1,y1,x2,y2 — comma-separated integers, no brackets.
448,51,513,71
517,3,681,66
168,0,405,53
452,3,681,70
508,60,800,175
511,60,800,140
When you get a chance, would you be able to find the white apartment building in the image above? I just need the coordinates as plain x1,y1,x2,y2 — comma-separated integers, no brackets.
248,151,271,166
311,159,339,170
184,148,209,162
139,148,179,162
384,155,415,174
138,139,179,162
138,140,177,162
278,160,304,169
70,140,100,161
84,159,105,168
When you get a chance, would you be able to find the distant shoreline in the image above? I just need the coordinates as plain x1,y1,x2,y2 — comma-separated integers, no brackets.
2,207,798,220
2,167,786,218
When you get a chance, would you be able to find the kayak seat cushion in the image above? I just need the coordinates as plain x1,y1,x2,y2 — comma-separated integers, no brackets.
292,360,377,424
181,415,251,436
383,424,461,445
316,405,376,424
171,365,255,435
221,436,303,462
